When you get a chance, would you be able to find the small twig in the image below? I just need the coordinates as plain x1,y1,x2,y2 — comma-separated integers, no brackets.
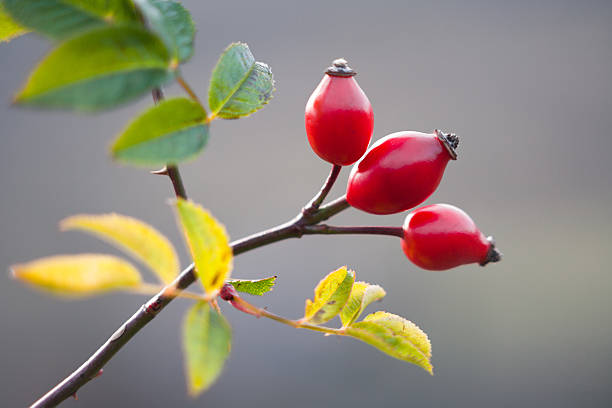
304,195,350,225
149,89,189,200
302,224,404,238
230,297,343,336
177,75,203,107
302,164,342,216
166,165,187,199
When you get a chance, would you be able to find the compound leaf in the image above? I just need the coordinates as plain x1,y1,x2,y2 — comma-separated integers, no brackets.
134,0,195,62
60,213,179,284
208,42,274,119
2,0,138,40
183,301,232,396
175,199,232,295
229,276,277,296
340,281,386,327
11,254,141,296
345,311,433,374
15,25,175,111
303,266,355,325
112,97,208,166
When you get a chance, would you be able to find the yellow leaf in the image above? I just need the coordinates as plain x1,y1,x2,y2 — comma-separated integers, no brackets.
61,213,179,284
346,311,433,374
340,281,386,327
11,254,142,296
175,199,232,295
303,266,355,325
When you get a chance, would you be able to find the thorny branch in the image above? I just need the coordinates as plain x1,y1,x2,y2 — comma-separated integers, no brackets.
30,89,398,408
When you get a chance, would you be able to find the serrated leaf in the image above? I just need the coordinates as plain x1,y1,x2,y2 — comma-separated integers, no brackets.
0,3,29,43
60,213,179,285
11,254,142,296
303,266,355,325
175,199,232,295
183,301,231,396
15,25,174,111
345,311,433,374
208,42,274,119
340,281,386,327
2,0,138,40
134,0,195,63
229,276,276,296
111,97,208,166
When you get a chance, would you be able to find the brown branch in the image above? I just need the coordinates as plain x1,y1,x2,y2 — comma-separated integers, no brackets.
302,164,342,217
29,93,367,407
29,192,404,407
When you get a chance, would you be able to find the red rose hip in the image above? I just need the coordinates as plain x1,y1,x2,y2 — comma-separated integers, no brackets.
305,59,374,166
401,204,502,271
346,130,458,215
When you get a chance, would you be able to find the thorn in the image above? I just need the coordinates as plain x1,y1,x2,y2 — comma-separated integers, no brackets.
151,166,168,176
72,393,78,400
94,369,103,379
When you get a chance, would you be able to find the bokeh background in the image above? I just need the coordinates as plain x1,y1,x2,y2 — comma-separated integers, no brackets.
2,0,611,406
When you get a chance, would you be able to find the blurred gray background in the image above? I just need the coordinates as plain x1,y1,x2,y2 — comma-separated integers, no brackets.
2,0,611,406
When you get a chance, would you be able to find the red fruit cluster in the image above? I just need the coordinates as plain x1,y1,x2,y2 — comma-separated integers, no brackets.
304,59,501,271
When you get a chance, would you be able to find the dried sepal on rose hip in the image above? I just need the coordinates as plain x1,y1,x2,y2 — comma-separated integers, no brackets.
401,204,502,271
346,130,458,215
305,58,374,166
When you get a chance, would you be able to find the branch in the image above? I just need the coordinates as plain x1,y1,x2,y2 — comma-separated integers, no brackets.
30,129,354,407
30,193,400,407
302,164,341,217
229,296,343,336
302,224,404,238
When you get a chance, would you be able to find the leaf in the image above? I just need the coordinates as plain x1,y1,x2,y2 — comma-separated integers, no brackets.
60,213,179,285
11,254,142,296
340,281,386,327
14,25,175,111
175,199,232,295
2,0,138,40
183,301,231,396
229,276,277,296
208,42,274,119
303,266,355,325
111,97,208,166
345,311,433,374
134,0,195,63
0,3,28,43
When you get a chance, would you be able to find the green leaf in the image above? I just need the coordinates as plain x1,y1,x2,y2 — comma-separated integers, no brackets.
302,266,355,325
15,25,175,111
112,97,208,166
134,0,195,63
183,301,232,396
11,254,142,296
208,42,274,119
2,0,138,40
60,213,180,285
0,3,29,43
340,281,386,327
229,276,277,296
345,311,433,374
175,199,233,295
